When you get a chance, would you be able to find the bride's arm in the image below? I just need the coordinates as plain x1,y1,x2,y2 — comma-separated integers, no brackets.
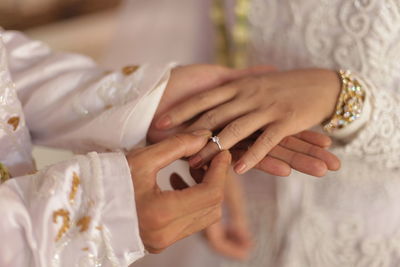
2,29,172,152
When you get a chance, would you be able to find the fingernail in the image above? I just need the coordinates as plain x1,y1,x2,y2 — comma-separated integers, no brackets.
234,162,247,174
189,155,203,168
191,129,211,137
156,115,172,129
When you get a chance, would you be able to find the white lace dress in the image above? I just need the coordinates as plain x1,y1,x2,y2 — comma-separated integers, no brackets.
109,0,400,266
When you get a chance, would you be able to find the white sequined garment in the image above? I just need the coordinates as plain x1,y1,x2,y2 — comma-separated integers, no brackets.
116,1,400,267
0,29,172,266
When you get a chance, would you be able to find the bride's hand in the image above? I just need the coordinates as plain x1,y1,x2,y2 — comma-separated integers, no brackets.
154,69,341,175
153,64,276,122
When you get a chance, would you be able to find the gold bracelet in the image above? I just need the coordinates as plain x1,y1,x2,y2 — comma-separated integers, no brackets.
323,70,366,133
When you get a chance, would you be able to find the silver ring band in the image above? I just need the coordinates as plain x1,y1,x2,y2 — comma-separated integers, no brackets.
210,136,223,151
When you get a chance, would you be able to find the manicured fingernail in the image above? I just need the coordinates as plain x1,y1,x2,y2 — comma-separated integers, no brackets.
189,155,203,168
156,115,172,129
234,162,247,174
191,129,211,137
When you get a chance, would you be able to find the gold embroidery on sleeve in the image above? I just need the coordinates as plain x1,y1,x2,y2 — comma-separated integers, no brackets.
53,209,71,241
0,163,10,184
7,116,20,131
82,247,89,251
69,172,80,205
122,65,139,76
77,216,91,232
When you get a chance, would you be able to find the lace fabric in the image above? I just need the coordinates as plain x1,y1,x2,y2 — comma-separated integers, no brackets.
220,1,400,266
248,0,400,171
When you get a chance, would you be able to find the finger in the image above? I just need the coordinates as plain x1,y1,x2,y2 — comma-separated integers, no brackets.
280,136,341,171
234,123,286,174
255,156,292,177
205,222,251,261
232,148,292,177
147,123,188,144
155,86,237,129
186,100,254,132
161,151,231,218
189,111,272,168
140,131,211,171
269,145,328,177
143,204,220,254
295,130,332,148
129,131,211,191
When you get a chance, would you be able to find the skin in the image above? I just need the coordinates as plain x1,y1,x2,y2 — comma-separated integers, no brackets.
147,65,341,259
170,166,252,260
126,131,232,253
150,65,341,177
154,68,342,175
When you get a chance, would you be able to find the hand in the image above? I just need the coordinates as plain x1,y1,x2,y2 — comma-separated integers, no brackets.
228,130,339,177
126,130,231,253
154,69,341,174
170,165,252,260
204,172,252,261
149,64,275,142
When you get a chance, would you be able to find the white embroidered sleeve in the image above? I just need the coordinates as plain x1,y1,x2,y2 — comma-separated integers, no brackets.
0,152,144,267
2,30,173,153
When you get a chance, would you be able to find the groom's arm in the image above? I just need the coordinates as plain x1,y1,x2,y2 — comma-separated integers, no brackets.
2,29,173,153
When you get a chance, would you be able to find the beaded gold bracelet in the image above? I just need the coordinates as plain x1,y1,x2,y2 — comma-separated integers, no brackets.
323,70,366,133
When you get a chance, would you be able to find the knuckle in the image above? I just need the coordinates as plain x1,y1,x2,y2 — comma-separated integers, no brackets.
246,148,263,164
143,203,172,230
171,134,189,154
202,111,218,128
279,136,291,147
145,246,163,254
258,132,276,149
274,102,295,119
226,122,242,138
283,107,295,119
196,92,211,108
144,233,170,252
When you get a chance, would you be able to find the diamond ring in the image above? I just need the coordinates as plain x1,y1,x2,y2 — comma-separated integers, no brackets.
210,136,223,151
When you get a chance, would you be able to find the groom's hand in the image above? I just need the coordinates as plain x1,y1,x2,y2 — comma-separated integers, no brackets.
126,130,232,253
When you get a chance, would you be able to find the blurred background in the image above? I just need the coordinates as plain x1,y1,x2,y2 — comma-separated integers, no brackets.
1,0,123,168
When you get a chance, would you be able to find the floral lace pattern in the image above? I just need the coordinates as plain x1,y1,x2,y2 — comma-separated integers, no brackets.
217,1,400,267
248,0,400,171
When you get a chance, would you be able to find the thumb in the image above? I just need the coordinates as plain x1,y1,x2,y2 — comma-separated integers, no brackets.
202,150,232,189
129,130,211,192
